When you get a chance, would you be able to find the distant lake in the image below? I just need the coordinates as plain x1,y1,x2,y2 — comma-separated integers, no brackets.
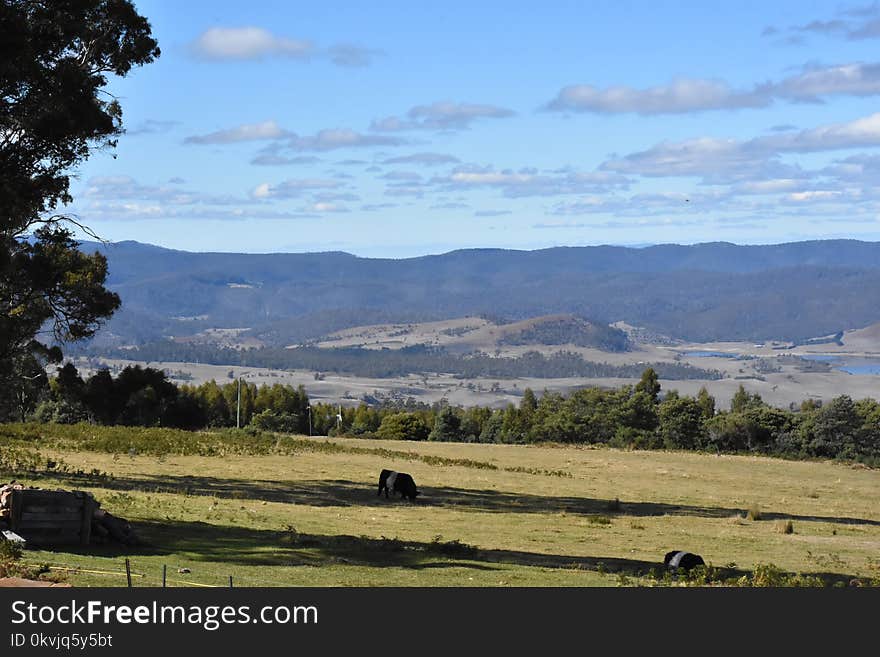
839,362,880,375
682,350,880,375
798,354,880,375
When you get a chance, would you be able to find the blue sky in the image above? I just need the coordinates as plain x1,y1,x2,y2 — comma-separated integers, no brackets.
67,0,880,256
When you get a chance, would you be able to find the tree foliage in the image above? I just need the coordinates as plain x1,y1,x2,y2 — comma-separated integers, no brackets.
1,0,160,231
1,0,159,396
15,362,880,465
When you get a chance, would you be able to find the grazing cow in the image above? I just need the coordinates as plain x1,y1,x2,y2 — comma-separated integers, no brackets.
378,469,420,501
664,550,705,573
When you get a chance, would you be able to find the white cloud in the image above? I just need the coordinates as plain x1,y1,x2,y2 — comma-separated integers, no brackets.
308,202,349,213
312,191,361,203
381,171,423,181
549,190,733,217
84,176,200,205
192,27,314,60
757,112,880,152
287,129,406,151
786,190,844,202
125,119,179,136
80,201,319,221
545,62,880,115
327,44,383,67
372,102,514,131
251,152,322,166
822,153,880,185
382,153,461,166
602,113,880,183
774,62,880,100
602,137,770,179
435,166,631,197
430,202,470,210
474,210,512,217
732,179,803,194
383,185,427,198
779,5,880,41
251,183,271,199
450,171,534,185
251,178,343,199
185,120,288,145
361,202,398,211
546,78,769,114
190,28,381,67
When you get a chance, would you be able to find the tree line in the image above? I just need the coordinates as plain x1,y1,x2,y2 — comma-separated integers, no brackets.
334,369,880,465
9,364,880,465
78,342,722,380
10,363,318,434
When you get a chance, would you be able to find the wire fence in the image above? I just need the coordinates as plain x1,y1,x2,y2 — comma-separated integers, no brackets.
24,560,245,588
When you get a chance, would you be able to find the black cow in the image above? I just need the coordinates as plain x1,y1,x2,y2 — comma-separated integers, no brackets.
664,550,705,573
378,469,420,501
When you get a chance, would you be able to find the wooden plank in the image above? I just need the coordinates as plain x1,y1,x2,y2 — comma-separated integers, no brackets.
18,526,82,536
22,501,83,512
18,529,81,540
18,520,83,530
80,495,95,546
18,536,81,545
21,512,82,522
9,491,23,532
19,491,81,503
20,505,83,514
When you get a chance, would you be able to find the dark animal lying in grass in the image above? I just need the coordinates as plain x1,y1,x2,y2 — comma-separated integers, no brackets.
664,551,705,573
378,469,420,501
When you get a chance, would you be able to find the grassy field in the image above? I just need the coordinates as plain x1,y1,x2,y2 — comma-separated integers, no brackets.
2,424,879,587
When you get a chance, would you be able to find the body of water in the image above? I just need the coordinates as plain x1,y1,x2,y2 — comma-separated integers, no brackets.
682,351,738,358
839,362,880,375
797,354,880,375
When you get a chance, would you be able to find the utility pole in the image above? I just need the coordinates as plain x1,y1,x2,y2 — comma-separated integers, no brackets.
235,371,251,429
308,405,312,436
236,376,241,429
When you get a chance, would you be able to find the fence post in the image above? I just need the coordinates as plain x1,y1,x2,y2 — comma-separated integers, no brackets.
228,575,233,588
125,559,132,588
162,564,167,588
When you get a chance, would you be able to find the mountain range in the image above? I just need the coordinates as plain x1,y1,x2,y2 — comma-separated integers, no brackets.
76,239,880,349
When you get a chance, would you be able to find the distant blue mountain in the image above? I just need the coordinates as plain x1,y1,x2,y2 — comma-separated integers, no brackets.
73,239,880,346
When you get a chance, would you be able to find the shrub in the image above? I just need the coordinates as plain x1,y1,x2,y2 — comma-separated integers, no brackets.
250,410,300,433
0,445,44,474
0,539,23,564
375,413,431,441
31,399,90,424
746,504,762,521
742,563,823,587
776,519,794,534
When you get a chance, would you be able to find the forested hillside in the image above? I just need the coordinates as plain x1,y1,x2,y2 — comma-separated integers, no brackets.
75,240,880,348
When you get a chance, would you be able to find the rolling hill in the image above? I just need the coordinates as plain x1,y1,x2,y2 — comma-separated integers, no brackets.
72,239,880,349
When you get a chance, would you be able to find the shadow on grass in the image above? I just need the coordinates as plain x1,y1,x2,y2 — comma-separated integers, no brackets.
47,471,880,529
61,518,682,574
54,519,864,586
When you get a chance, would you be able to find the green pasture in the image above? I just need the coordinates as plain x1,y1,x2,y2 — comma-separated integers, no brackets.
1,424,877,587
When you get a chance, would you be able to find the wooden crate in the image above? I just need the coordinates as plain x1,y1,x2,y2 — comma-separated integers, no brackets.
8,490,96,546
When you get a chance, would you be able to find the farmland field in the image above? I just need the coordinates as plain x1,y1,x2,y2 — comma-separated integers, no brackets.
2,424,879,587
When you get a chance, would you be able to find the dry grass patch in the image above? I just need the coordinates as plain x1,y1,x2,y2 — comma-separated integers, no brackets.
776,519,795,534
4,426,878,587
